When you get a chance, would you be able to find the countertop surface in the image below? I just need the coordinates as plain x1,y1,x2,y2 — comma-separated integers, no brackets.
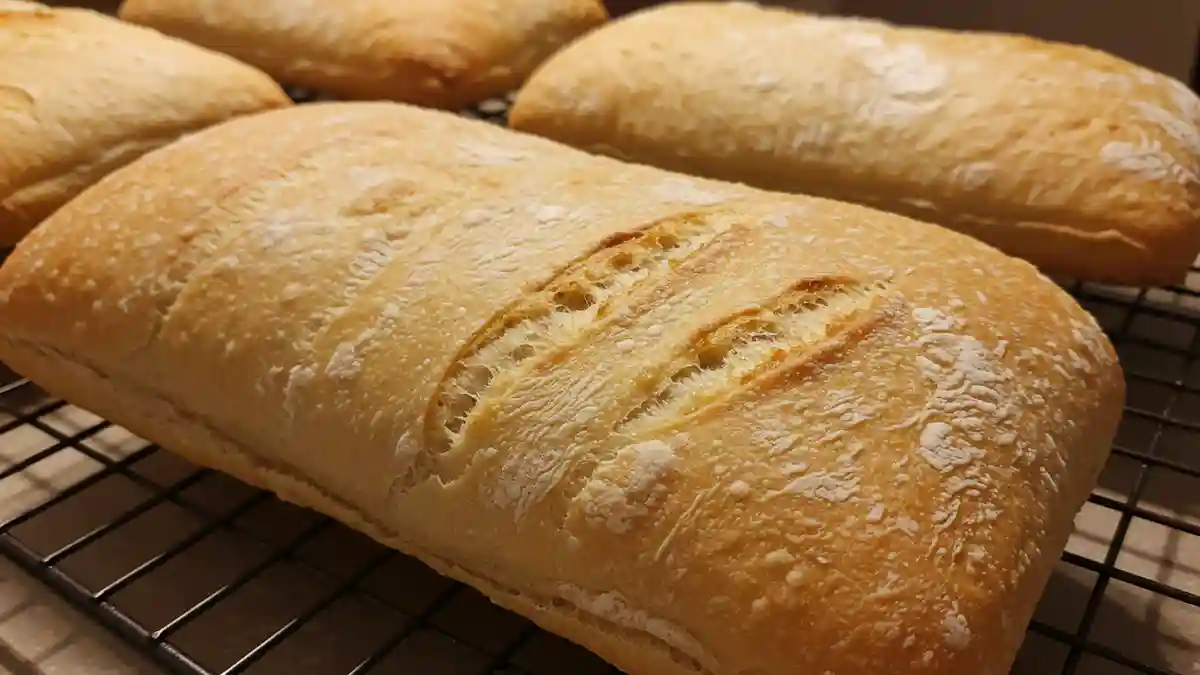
0,556,159,674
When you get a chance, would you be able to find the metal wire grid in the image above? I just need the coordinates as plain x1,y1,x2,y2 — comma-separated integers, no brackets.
0,97,1195,674
1020,278,1200,675
0,375,608,675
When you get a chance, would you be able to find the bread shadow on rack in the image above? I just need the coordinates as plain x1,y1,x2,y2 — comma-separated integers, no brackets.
0,365,44,414
1100,372,1200,520
1011,560,1190,675
0,403,1192,675
1070,279,1200,522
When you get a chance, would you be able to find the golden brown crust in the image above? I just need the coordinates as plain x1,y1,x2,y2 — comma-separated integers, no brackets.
509,1,1200,287
0,0,291,246
116,0,609,109
0,101,1124,675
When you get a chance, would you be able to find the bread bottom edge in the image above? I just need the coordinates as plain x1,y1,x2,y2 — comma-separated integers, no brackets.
0,338,712,675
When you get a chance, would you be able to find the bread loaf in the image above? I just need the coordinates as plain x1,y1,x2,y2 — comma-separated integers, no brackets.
116,0,608,109
0,101,1124,675
509,1,1200,286
0,0,291,246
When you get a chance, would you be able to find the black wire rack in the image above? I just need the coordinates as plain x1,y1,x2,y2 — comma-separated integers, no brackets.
0,92,1198,675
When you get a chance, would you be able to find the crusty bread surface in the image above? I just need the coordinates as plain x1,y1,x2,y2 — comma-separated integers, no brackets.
116,0,608,109
0,0,292,246
0,101,1124,675
509,1,1200,286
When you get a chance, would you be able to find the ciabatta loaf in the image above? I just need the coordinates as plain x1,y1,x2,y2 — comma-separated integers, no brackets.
0,0,291,246
509,1,1200,286
0,102,1124,675
116,0,608,109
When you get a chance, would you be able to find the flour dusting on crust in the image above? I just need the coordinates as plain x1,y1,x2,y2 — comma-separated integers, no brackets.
907,307,1016,474
577,438,684,534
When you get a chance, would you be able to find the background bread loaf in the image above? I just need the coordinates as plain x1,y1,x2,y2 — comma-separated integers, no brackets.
116,0,608,109
0,101,1124,675
0,0,292,245
508,1,1200,286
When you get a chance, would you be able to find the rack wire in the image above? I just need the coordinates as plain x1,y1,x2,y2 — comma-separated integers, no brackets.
0,93,1198,675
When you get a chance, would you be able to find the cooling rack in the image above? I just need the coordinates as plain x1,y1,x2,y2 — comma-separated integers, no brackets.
0,91,1198,675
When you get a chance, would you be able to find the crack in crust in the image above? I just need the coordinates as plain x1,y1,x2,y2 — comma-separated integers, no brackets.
413,211,726,490
550,276,898,555
618,276,894,436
